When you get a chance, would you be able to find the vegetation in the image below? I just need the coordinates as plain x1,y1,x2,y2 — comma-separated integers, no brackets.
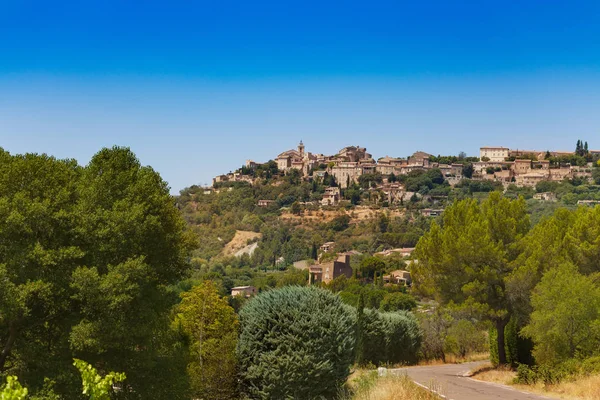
173,281,239,399
0,147,193,398
237,286,356,399
413,193,529,365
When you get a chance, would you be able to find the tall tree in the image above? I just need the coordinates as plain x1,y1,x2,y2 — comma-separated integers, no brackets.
413,192,530,364
0,147,195,398
521,264,600,364
173,281,239,400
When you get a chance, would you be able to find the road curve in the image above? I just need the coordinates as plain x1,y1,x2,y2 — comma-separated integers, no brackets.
391,361,552,400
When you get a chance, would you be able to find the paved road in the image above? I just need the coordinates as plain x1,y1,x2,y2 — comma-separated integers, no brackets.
391,361,552,400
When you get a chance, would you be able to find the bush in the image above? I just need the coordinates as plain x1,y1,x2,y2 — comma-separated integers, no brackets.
237,286,356,399
380,292,417,312
358,309,421,366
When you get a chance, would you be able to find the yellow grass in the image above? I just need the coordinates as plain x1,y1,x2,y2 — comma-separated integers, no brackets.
471,364,600,400
417,352,490,366
347,372,440,400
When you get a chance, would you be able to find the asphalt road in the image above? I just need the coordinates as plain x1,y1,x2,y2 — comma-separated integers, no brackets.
391,361,552,400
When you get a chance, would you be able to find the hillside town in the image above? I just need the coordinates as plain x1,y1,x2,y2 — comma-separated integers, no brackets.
213,140,598,194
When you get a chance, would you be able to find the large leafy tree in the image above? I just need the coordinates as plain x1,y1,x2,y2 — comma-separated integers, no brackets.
413,192,530,364
508,206,600,318
521,264,600,364
173,281,239,400
0,147,194,398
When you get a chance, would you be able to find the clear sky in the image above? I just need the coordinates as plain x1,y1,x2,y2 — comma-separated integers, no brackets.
2,1,600,193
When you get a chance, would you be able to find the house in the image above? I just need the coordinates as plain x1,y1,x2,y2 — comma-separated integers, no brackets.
257,199,276,207
375,248,415,258
421,208,444,217
515,172,548,187
577,200,600,206
320,242,335,253
480,146,509,162
408,151,432,167
321,187,341,206
308,254,353,284
533,192,557,201
231,286,257,298
383,270,412,285
330,162,363,188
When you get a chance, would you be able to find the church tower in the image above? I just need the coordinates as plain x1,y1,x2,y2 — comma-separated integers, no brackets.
298,140,305,157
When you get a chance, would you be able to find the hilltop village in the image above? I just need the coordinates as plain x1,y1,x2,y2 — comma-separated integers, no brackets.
211,140,600,208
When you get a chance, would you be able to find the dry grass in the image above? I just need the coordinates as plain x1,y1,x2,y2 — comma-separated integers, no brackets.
471,365,600,400
347,372,440,400
417,352,490,366
469,362,516,384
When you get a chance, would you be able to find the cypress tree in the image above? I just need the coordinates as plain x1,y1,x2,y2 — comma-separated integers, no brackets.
355,292,366,365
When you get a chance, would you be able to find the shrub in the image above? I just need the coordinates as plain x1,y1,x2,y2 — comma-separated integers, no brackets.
237,286,356,399
379,292,417,312
358,309,421,366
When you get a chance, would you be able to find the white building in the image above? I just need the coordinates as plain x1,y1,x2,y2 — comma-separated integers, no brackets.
480,146,509,162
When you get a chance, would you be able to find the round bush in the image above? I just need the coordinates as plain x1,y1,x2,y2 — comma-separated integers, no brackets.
237,286,356,399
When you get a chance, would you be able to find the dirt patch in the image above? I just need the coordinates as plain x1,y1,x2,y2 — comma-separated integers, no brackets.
222,230,262,256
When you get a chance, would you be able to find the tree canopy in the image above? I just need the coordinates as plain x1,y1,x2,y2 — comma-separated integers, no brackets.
413,192,530,364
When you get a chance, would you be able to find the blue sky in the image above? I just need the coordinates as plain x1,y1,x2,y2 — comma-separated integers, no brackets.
2,1,600,193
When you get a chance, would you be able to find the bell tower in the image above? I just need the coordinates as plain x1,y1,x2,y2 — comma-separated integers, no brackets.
298,140,305,157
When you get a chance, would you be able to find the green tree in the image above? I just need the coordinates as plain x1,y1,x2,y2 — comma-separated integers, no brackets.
413,192,530,365
358,256,386,280
73,359,126,400
173,281,239,400
379,292,417,311
0,147,193,398
521,264,600,364
0,376,28,400
237,286,356,399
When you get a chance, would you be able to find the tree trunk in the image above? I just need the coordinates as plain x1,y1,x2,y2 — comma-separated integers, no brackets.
496,318,509,365
0,320,18,372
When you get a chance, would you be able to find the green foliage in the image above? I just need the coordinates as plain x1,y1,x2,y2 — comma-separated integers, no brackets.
357,309,421,366
237,286,356,399
73,359,125,400
521,264,600,365
0,376,28,400
0,147,192,398
173,281,239,400
414,192,530,364
379,292,417,311
444,319,486,358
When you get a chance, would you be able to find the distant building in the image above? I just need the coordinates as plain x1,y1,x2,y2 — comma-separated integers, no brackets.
231,286,257,298
321,187,341,206
320,242,335,253
308,254,353,284
375,247,415,258
421,208,444,217
480,146,509,162
257,199,276,207
383,270,412,285
533,192,557,201
577,200,600,206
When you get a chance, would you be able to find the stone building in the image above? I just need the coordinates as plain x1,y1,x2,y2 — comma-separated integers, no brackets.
308,253,353,284
480,146,509,162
